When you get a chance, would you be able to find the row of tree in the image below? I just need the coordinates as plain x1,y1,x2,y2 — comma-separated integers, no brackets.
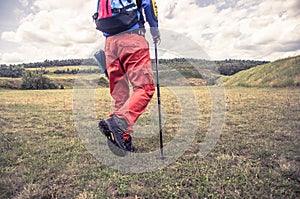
53,68,101,74
0,58,269,78
0,65,24,78
215,59,269,75
20,58,97,68
155,58,269,76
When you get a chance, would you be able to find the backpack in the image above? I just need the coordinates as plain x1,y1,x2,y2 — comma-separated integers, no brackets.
93,0,139,34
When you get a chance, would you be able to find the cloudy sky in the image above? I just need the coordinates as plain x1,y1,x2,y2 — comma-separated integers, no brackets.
0,0,299,64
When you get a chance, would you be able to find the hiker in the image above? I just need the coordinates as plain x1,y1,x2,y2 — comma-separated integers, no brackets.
94,0,160,153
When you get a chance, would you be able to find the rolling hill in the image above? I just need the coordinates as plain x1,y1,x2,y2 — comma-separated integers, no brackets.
224,55,300,87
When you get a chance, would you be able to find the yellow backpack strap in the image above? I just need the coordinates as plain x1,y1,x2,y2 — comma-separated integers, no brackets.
151,0,158,18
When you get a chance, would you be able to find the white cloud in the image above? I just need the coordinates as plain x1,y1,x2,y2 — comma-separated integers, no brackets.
0,0,300,64
1,0,102,64
1,52,24,63
157,0,300,61
1,31,18,42
19,0,29,7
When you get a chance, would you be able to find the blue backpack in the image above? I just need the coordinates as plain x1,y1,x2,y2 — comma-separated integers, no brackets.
93,0,138,34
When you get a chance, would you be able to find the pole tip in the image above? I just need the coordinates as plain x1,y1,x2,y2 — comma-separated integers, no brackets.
156,155,167,161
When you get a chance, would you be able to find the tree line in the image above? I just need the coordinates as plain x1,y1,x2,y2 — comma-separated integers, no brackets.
157,58,269,76
215,59,269,76
53,68,102,75
0,65,24,78
21,58,97,68
0,57,269,79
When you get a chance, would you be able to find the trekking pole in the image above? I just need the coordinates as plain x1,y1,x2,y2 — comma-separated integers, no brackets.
154,42,164,158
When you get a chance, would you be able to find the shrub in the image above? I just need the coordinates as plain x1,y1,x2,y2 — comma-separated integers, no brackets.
21,70,58,90
98,76,109,87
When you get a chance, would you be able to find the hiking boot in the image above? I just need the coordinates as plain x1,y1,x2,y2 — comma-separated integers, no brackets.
106,139,126,157
124,136,135,152
106,134,134,156
98,117,127,156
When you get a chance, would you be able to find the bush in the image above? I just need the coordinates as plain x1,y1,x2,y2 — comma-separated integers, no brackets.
98,77,109,87
0,65,24,78
21,70,58,90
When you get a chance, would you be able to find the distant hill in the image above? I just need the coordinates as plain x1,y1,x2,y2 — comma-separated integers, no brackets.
1,58,269,89
224,55,300,87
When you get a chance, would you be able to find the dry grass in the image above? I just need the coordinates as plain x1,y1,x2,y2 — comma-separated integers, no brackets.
0,87,299,198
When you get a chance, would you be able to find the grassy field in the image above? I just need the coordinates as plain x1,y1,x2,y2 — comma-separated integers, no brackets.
0,87,299,198
0,73,107,90
224,55,300,87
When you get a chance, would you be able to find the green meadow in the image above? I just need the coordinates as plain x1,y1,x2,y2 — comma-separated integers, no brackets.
0,86,299,198
1,55,299,198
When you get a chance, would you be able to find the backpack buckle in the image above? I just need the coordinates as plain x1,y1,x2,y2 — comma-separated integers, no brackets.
92,12,98,21
112,8,122,13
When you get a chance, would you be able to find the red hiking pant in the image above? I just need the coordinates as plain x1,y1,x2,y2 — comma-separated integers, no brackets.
104,33,155,133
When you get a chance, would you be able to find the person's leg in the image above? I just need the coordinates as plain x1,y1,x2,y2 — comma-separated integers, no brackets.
104,37,130,117
111,75,130,114
114,33,155,128
101,34,154,152
99,37,131,153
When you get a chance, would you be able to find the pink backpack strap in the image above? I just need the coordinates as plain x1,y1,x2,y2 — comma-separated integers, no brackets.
98,0,112,18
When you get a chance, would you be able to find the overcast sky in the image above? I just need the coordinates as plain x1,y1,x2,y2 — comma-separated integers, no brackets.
0,0,299,64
